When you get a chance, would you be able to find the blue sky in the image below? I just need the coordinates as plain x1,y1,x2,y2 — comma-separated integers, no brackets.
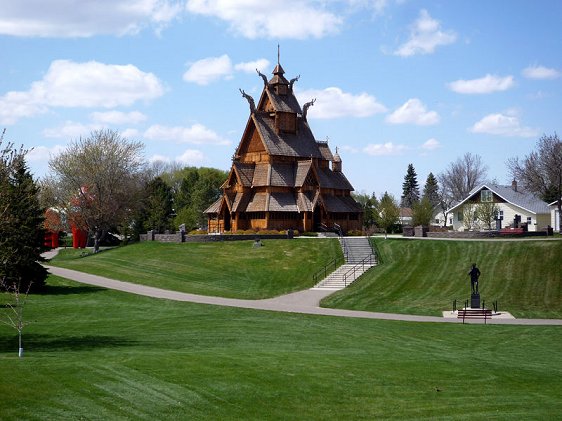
1,0,561,198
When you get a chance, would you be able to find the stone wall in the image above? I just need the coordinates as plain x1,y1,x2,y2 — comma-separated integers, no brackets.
426,231,499,239
140,231,292,243
426,230,548,239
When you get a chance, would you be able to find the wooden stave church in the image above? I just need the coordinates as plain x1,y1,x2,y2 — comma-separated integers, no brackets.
205,61,363,234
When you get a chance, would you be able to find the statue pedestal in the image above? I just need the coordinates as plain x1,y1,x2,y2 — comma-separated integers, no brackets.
471,293,480,309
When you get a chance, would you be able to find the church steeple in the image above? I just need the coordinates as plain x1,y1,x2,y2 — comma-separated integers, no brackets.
332,147,342,172
269,45,290,94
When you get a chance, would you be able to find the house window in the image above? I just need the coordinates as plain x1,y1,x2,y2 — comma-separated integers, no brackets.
527,216,532,225
457,211,463,222
499,210,503,221
481,190,493,203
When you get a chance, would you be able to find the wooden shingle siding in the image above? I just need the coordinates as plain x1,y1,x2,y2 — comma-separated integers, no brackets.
269,192,298,212
205,61,363,233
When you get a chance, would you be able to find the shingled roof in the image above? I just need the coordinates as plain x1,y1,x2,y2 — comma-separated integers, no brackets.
269,192,298,212
205,197,223,214
233,162,255,187
265,88,301,114
322,195,363,213
251,113,323,158
317,142,334,161
246,192,268,212
448,184,550,215
252,163,270,187
295,161,313,187
316,167,354,190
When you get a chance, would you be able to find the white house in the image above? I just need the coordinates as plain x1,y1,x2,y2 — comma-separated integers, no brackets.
447,181,550,232
549,199,561,231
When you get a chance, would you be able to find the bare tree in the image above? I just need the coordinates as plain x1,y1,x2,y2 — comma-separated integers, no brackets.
462,203,478,231
507,133,562,232
439,153,488,202
48,129,146,252
1,277,31,358
436,184,455,227
476,202,500,230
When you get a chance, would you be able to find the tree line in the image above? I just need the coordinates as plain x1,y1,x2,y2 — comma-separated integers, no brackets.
41,129,228,252
354,133,562,235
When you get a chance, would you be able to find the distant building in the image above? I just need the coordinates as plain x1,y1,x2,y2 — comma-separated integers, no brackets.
399,207,413,226
205,60,362,233
548,199,561,231
447,181,550,232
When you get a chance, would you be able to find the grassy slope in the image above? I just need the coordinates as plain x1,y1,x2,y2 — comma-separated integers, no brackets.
1,275,561,420
48,239,341,299
322,238,562,318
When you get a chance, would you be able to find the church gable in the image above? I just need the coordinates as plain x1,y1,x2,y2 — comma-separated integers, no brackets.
236,118,267,158
208,55,363,233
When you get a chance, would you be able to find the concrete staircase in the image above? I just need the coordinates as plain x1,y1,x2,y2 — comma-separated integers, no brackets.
312,237,377,290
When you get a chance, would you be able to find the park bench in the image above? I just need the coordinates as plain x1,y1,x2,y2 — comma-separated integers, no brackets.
499,227,524,235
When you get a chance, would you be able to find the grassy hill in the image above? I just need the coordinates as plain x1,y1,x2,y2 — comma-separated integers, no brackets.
1,275,561,420
322,238,562,318
48,239,342,299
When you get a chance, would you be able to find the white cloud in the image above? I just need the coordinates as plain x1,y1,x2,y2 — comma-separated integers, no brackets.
144,124,231,145
522,65,561,80
394,9,456,57
186,0,342,39
0,60,164,125
43,121,102,139
149,154,171,164
347,0,389,15
0,0,183,37
470,113,538,137
122,128,141,139
421,138,440,150
26,144,66,163
177,149,205,164
234,59,271,74
183,55,271,85
296,87,387,119
90,111,147,125
363,142,407,156
183,55,233,85
386,98,439,125
448,74,515,94
149,149,205,165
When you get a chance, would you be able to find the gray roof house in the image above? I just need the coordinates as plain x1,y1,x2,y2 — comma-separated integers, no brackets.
548,199,561,231
447,181,550,232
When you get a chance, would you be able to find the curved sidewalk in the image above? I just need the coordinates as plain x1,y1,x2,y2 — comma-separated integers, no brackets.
45,264,562,326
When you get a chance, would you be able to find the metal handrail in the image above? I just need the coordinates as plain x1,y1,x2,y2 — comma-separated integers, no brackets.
342,253,377,287
312,255,344,283
339,236,349,261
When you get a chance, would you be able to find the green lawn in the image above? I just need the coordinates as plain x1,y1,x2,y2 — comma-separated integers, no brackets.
48,239,342,299
1,275,561,420
322,238,562,318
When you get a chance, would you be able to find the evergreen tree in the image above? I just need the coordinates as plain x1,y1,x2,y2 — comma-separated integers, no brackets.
411,196,434,226
144,177,174,233
172,167,228,230
377,192,400,239
422,172,440,210
0,136,47,292
352,192,379,230
400,163,420,208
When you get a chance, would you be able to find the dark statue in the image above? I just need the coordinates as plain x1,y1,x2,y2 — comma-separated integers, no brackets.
256,69,268,87
468,263,480,294
303,98,316,121
239,89,255,113
289,75,300,90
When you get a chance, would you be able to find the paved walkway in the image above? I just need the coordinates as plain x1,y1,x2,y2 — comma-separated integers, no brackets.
43,249,562,326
